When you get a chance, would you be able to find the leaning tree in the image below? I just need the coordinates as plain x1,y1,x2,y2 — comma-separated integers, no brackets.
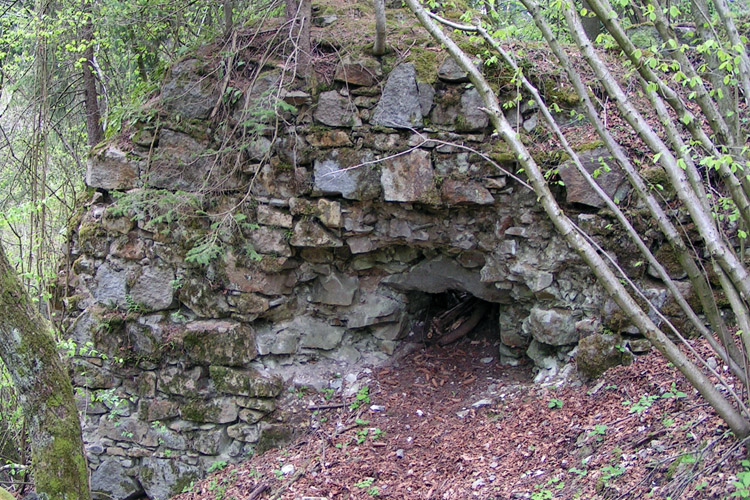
406,0,750,439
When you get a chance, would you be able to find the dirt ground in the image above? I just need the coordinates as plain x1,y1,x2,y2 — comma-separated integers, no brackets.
172,329,746,500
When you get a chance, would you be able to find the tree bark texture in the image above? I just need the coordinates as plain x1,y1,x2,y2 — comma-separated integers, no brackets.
0,245,91,499
81,0,102,147
373,0,387,55
286,0,312,77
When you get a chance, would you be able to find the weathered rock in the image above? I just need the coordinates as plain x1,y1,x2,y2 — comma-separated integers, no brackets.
347,236,375,254
226,292,270,315
255,328,299,355
142,399,180,422
181,397,239,423
290,220,343,247
147,129,217,192
438,56,469,82
179,278,231,318
158,365,205,398
86,146,141,190
525,307,578,346
209,366,283,397
458,88,490,131
576,333,631,379
91,459,143,500
160,58,219,120
441,179,495,205
418,82,435,116
381,149,438,203
182,320,257,366
139,458,201,500
347,293,402,328
91,263,128,307
335,61,379,87
384,256,511,303
558,147,629,208
130,265,175,311
371,317,408,341
227,422,261,442
313,149,381,200
307,130,353,148
223,251,296,295
110,233,147,260
261,316,346,351
257,205,293,228
249,227,292,256
317,199,342,228
371,64,423,129
190,427,230,455
311,271,359,306
314,91,362,128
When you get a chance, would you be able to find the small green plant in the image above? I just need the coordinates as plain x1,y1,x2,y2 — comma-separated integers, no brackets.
207,460,228,473
548,398,564,409
569,467,587,477
125,294,142,313
349,386,371,410
355,418,370,426
355,477,379,495
289,386,307,399
208,477,227,500
321,387,335,400
661,382,687,400
600,464,625,482
181,481,195,493
273,469,283,480
623,394,660,414
371,428,385,441
356,428,369,444
589,424,607,441
532,477,563,500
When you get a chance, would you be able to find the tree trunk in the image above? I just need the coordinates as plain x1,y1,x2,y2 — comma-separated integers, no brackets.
0,246,90,499
81,0,102,147
286,0,312,78
224,0,233,37
373,0,387,55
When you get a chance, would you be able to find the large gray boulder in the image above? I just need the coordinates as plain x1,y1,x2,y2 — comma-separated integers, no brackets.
314,91,362,127
129,265,175,311
91,459,143,500
160,59,219,120
86,146,141,190
139,458,201,500
371,64,423,129
524,306,578,346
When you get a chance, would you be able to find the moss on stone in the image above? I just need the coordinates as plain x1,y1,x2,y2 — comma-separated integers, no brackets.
255,424,295,454
181,399,221,423
405,47,439,84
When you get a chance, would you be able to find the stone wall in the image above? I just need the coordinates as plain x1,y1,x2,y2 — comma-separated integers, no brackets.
61,51,671,499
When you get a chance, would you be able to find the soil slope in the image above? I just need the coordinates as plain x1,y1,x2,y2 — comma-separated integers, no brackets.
172,331,745,499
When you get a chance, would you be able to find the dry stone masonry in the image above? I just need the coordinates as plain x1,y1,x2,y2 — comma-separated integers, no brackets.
62,53,685,499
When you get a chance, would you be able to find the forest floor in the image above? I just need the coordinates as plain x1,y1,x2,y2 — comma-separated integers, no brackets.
171,330,748,500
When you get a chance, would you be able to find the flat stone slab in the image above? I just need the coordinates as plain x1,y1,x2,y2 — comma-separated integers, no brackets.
371,63,423,129
381,149,438,203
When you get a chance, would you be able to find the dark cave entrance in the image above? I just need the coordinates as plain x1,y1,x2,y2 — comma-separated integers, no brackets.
403,290,499,346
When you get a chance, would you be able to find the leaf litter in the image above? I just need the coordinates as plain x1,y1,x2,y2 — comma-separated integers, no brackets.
172,330,746,499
